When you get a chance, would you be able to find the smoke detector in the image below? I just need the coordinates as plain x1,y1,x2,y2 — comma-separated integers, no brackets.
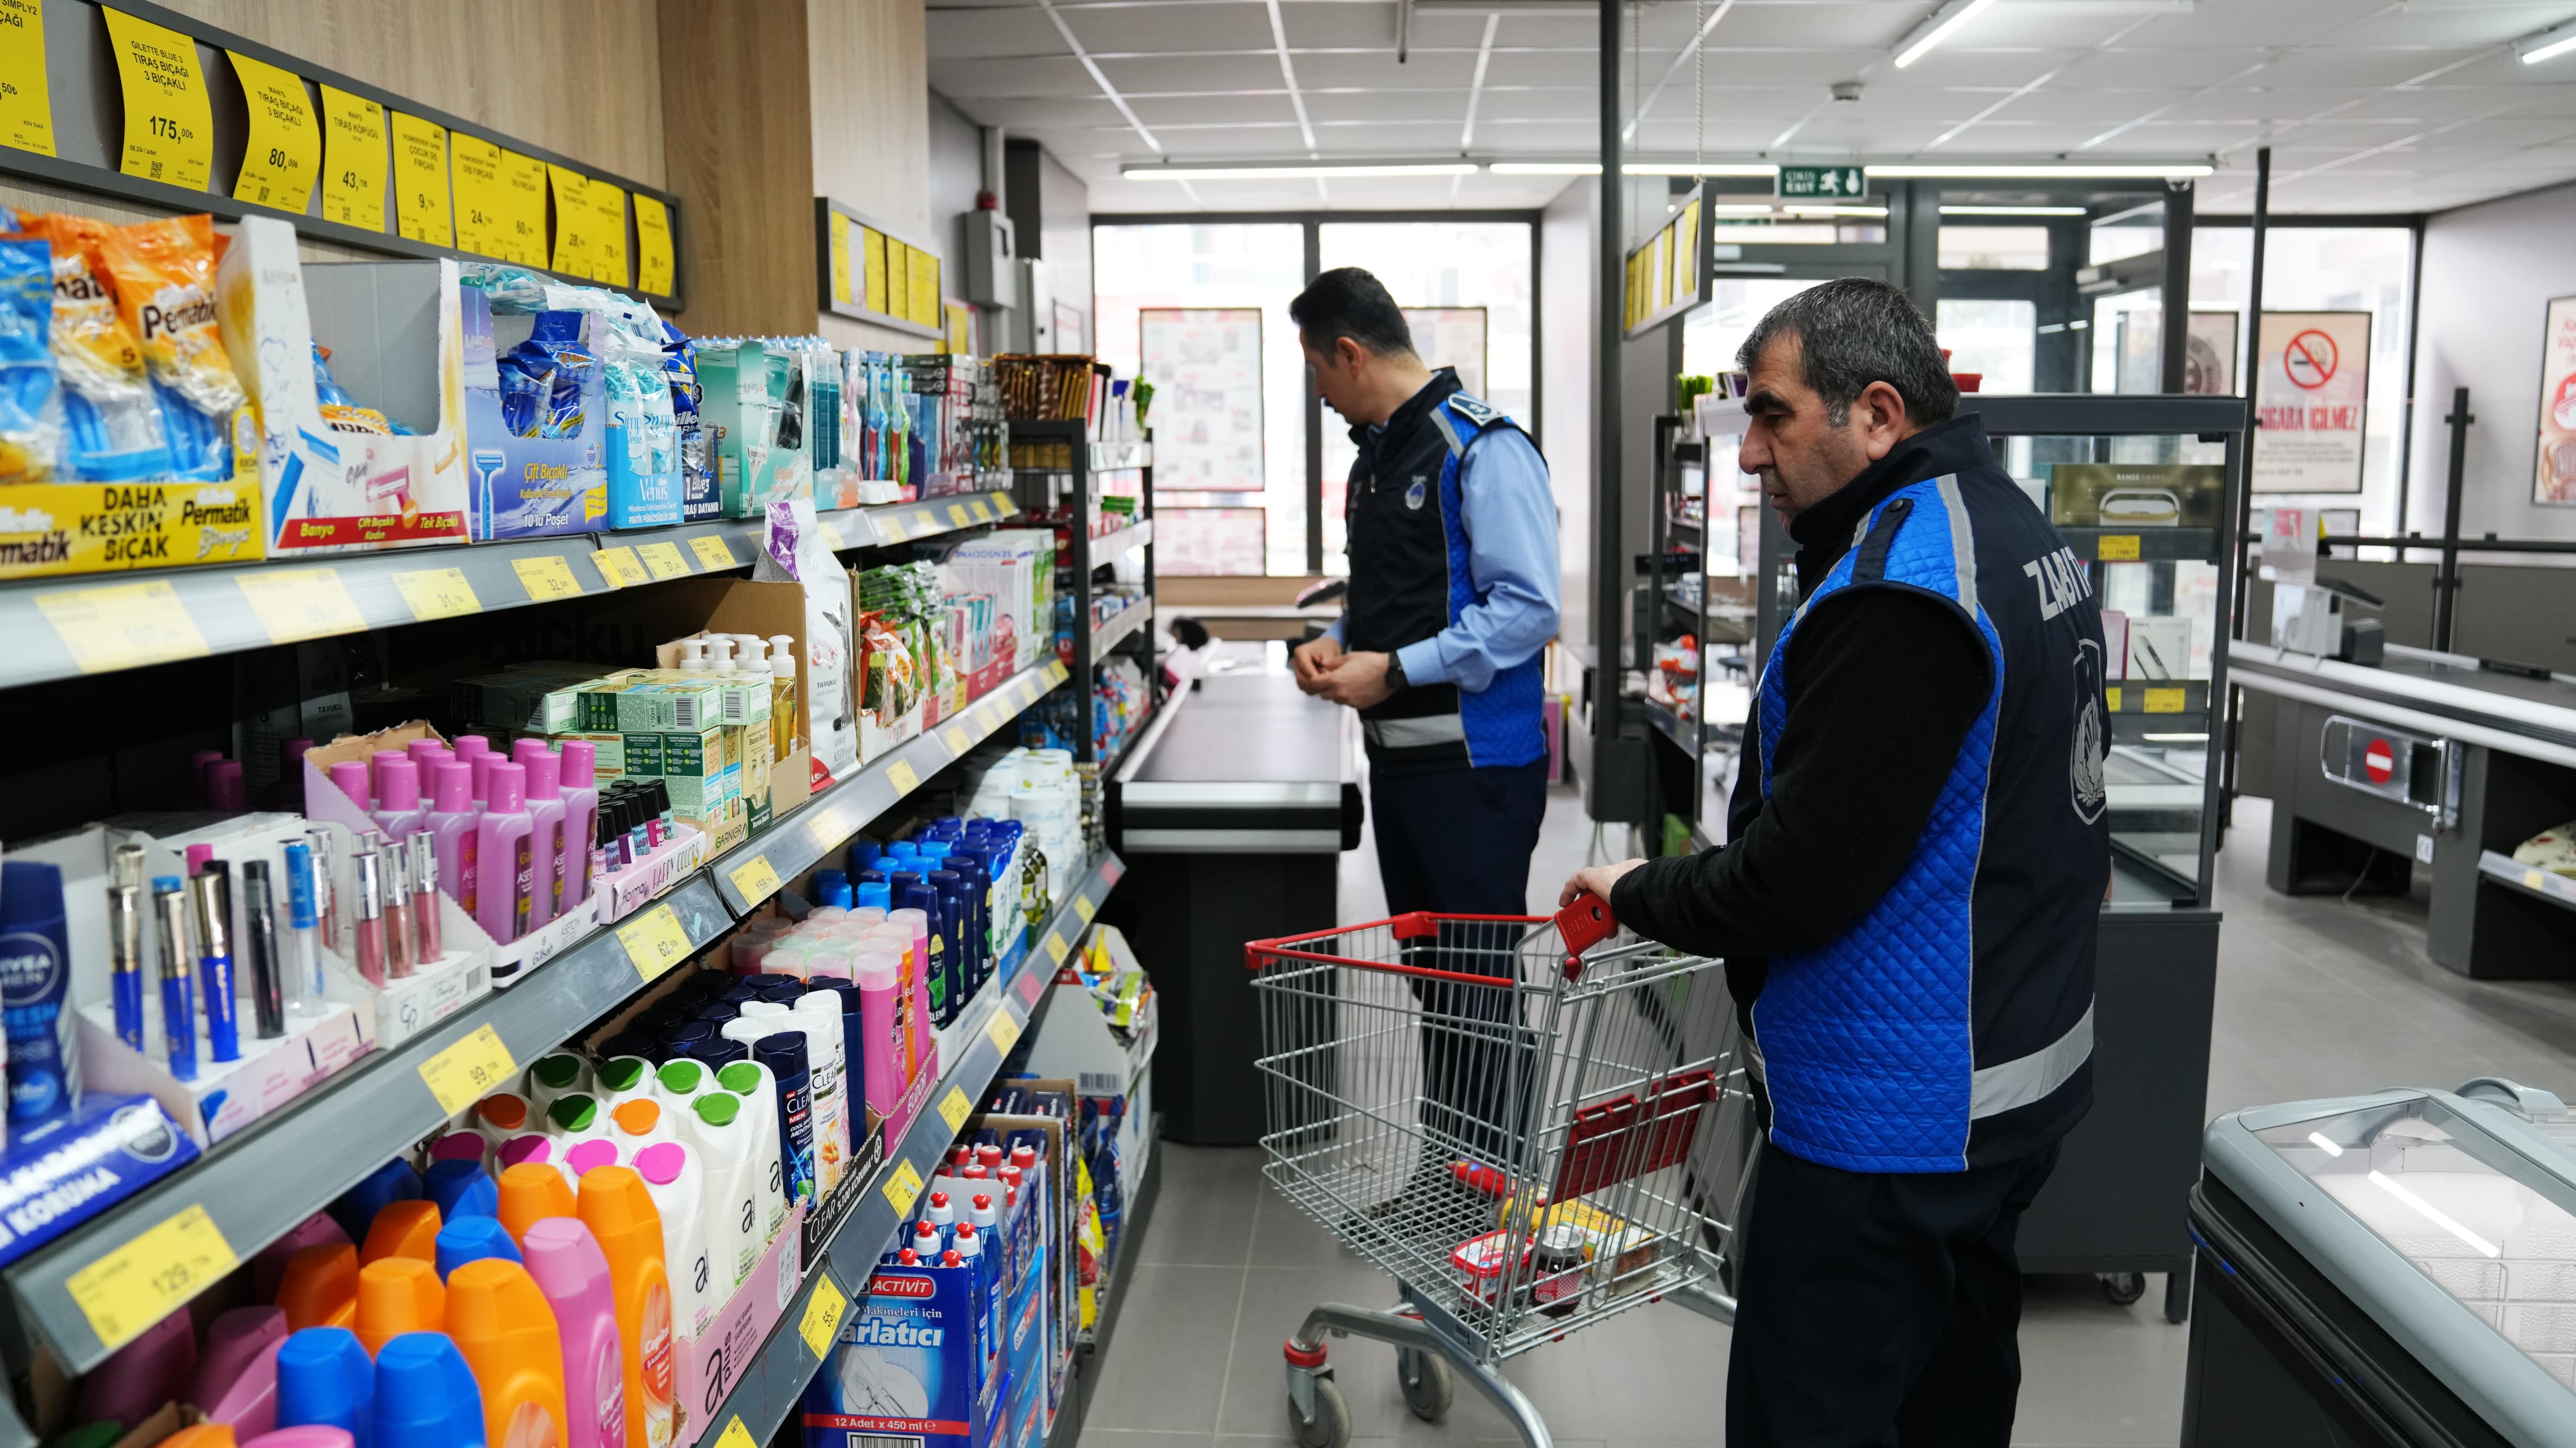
1831,81,1863,103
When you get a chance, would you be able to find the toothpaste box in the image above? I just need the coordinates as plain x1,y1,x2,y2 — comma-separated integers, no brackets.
804,1259,1003,1448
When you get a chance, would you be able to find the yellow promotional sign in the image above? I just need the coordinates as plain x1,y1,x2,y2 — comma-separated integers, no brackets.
104,7,211,190
317,85,385,230
0,0,56,157
588,178,627,287
227,51,317,212
883,237,907,320
909,249,938,327
862,227,888,313
449,133,507,258
417,1024,515,1116
547,164,592,275
499,148,546,265
389,112,451,247
634,194,674,295
829,212,852,306
0,481,259,581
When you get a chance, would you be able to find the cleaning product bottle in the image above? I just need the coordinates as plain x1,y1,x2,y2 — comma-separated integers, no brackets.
472,762,534,944
593,1057,655,1109
854,946,901,1119
651,1059,709,1113
515,746,567,930
358,1201,441,1265
563,1139,622,1184
162,1427,237,1448
75,1308,195,1429
556,740,601,916
752,1033,815,1211
274,1328,374,1448
352,1258,443,1357
576,1166,676,1448
424,1160,500,1221
191,1307,286,1422
253,1213,351,1302
497,1161,579,1244
370,1332,487,1448
329,1160,421,1243
445,1259,567,1448
434,1216,523,1280
204,1337,283,1440
684,1090,758,1296
242,1426,353,1448
275,1244,360,1330
630,1141,709,1342
473,1095,533,1161
520,1218,627,1448
713,1060,785,1241
526,1053,590,1117
426,762,479,919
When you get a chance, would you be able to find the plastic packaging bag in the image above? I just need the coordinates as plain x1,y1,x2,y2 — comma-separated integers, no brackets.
0,238,55,481
18,214,168,480
95,215,244,420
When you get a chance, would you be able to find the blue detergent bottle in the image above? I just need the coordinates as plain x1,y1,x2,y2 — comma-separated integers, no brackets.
372,1331,487,1448
329,1159,421,1243
423,1160,500,1221
276,1327,376,1448
433,1216,523,1279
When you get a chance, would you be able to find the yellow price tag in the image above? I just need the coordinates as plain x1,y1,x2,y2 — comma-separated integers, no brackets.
417,1023,516,1117
690,534,739,571
943,726,970,752
970,498,993,523
946,503,972,529
2530,870,2549,891
317,86,384,229
828,211,853,306
1044,934,1068,966
548,164,593,275
0,0,57,157
885,759,919,794
615,903,693,982
1046,660,1070,687
806,806,851,852
2096,535,2142,561
65,1204,237,1352
909,509,938,538
862,227,888,312
819,521,846,550
393,567,479,621
883,1159,924,1217
594,546,647,589
104,7,212,190
710,1418,757,1448
728,855,782,905
499,147,547,266
798,1271,850,1360
995,494,1019,518
2105,687,2123,712
1074,895,1094,925
588,179,627,287
634,195,674,295
636,541,690,580
389,112,452,247
36,580,209,673
985,1010,1021,1055
513,554,583,601
226,51,318,213
236,568,365,645
878,511,908,543
448,132,507,259
2144,687,2187,714
937,1086,974,1134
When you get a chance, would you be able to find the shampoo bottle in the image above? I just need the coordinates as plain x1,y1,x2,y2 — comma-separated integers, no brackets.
713,1061,785,1242
683,1091,758,1296
370,760,427,842
472,763,534,944
445,1260,567,1448
752,1033,815,1211
514,745,566,930
556,740,601,915
630,1142,709,1342
520,1217,628,1448
576,1166,676,1448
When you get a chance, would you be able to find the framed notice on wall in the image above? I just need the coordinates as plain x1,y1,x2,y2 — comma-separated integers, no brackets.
2252,310,2369,494
2534,295,2576,505
1140,308,1263,492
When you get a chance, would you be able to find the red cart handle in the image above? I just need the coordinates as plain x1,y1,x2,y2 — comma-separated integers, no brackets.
1555,892,1618,977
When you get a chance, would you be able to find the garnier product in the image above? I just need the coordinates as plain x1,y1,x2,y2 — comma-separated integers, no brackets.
521,1217,627,1448
446,1259,568,1448
577,1165,676,1448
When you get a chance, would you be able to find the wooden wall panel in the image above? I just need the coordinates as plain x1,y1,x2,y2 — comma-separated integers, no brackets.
810,0,941,351
658,0,817,335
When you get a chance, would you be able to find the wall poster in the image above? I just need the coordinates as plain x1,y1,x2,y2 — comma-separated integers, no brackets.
2535,295,2576,505
2252,311,2369,494
1140,307,1264,493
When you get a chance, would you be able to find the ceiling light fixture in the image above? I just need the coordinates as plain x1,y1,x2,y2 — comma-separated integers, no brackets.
2517,16,2576,63
1875,163,2213,178
1892,0,2003,68
1941,204,2088,216
1489,162,1600,176
1709,203,1888,217
1621,162,1778,177
1122,163,1478,180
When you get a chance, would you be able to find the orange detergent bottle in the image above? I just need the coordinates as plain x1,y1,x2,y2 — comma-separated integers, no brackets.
498,1161,579,1244
354,1257,445,1356
275,1244,358,1330
446,1258,568,1448
359,1200,442,1265
160,1426,236,1447
577,1165,675,1448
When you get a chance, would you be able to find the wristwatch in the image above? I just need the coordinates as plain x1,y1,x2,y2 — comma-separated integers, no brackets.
1383,651,1409,693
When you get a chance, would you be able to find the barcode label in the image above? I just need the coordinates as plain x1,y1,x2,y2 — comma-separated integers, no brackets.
849,1436,923,1448
676,697,700,729
1078,1072,1124,1094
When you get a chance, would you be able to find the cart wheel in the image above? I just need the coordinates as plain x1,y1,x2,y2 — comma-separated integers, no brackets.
2098,1272,2146,1307
1396,1346,1454,1421
1290,1377,1352,1448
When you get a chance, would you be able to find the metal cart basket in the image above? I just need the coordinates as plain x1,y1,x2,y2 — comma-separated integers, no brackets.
1247,897,1759,1448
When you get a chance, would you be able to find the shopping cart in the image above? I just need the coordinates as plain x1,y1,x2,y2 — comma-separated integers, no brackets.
1247,895,1760,1448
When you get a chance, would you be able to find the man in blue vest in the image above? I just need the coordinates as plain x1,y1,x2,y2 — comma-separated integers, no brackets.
1564,278,2108,1445
1288,267,1560,1168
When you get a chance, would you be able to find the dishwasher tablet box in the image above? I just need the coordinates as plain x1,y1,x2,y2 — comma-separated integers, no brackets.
803,1257,1003,1448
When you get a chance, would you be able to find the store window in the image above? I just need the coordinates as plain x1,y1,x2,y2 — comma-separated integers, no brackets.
1937,299,2037,395
1680,278,1821,378
1094,223,1308,575
1939,227,2050,271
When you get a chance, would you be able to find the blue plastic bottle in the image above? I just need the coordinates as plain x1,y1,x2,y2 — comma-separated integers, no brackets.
0,861,73,1125
433,1217,523,1279
423,1160,500,1222
897,881,949,1025
928,870,973,1013
372,1331,487,1448
330,1160,422,1244
276,1327,376,1448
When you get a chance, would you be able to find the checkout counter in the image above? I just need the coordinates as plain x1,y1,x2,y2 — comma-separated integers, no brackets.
2231,640,2576,978
2187,1081,2576,1445
1103,641,1363,1145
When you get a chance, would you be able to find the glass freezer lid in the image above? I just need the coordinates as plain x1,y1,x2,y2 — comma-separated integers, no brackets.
2255,1097,2576,1388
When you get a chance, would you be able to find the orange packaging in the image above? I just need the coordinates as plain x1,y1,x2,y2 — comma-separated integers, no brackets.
359,1200,442,1265
446,1258,569,1448
356,1256,447,1356
578,1165,676,1448
162,1427,237,1448
275,1243,359,1330
94,214,246,417
17,212,147,399
498,1161,578,1244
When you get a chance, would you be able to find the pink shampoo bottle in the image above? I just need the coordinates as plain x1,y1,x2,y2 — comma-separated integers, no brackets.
520,1217,628,1448
426,762,479,920
514,744,567,931
473,762,535,945
557,740,601,917
372,758,427,841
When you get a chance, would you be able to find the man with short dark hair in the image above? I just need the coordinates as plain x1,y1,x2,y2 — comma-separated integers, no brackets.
1563,277,2109,1446
1289,266,1559,1166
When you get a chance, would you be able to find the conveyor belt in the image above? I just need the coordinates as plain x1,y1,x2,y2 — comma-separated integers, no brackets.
2229,641,2576,767
1112,644,1362,853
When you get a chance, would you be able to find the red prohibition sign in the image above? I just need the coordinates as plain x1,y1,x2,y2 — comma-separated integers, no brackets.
2284,329,2339,390
2364,736,2395,785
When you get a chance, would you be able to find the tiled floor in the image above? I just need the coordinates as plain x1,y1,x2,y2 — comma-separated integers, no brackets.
1077,790,2576,1447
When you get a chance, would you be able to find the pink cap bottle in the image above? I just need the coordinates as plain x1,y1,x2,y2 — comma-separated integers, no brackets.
474,762,536,945
557,740,601,916
518,748,566,930
370,749,409,799
74,1307,196,1428
520,1218,628,1448
327,760,373,811
191,1307,286,1434
242,1428,355,1448
373,759,428,841
405,738,446,770
188,748,226,800
206,759,246,812
427,762,479,920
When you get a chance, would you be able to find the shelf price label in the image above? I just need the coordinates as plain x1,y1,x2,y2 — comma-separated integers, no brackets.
817,521,846,550
2143,687,2187,714
616,903,693,982
878,512,908,544
688,534,738,571
317,85,385,230
226,51,318,213
37,580,209,673
828,211,853,306
392,567,479,620
65,1204,237,1352
389,112,452,247
798,1271,850,1360
512,554,583,601
634,195,674,296
1074,895,1094,925
727,855,782,906
0,0,57,157
884,759,920,794
593,547,647,590
236,568,365,644
2097,535,2142,561
547,164,593,276
418,1023,516,1116
104,7,212,191
589,179,627,287
947,503,972,529
1016,968,1044,1006
1044,933,1068,966
449,132,508,259
942,726,971,753
500,148,548,266
937,1085,975,1134
636,541,690,580
969,498,993,523
984,1009,1021,1056
882,1159,924,1217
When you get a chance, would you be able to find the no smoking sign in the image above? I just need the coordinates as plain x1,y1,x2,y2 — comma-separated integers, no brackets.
2284,329,2340,390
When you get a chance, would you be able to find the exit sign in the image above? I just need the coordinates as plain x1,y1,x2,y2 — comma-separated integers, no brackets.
1777,165,1867,199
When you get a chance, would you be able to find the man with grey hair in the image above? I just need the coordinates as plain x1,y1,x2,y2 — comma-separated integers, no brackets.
1564,277,2109,1445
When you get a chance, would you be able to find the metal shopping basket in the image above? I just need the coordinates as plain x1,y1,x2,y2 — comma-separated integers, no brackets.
1247,895,1761,1448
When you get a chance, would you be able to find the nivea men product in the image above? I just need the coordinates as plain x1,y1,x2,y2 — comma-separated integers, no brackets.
0,862,72,1124
0,1093,199,1269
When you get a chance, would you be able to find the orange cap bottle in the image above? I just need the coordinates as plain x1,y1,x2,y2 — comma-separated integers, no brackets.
577,1165,676,1448
161,1425,237,1447
275,1243,359,1330
354,1256,446,1356
445,1258,569,1448
358,1200,442,1265
498,1160,578,1244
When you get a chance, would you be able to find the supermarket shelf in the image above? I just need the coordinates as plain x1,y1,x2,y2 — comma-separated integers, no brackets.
1092,596,1155,658
1046,1138,1163,1448
1645,697,1698,753
1090,439,1153,472
4,874,737,1373
817,489,1020,552
1085,518,1152,565
707,657,1074,914
2480,850,2576,914
688,850,1129,1448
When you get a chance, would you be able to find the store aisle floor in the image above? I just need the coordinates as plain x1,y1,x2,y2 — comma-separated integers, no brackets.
1080,788,2576,1447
